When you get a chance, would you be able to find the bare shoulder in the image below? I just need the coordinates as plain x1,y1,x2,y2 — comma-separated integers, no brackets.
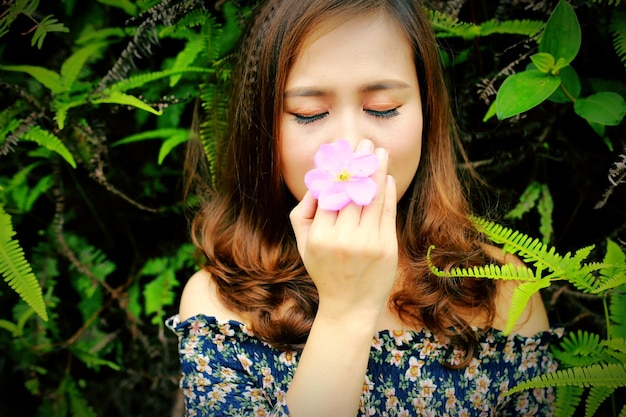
482,243,551,336
179,269,249,324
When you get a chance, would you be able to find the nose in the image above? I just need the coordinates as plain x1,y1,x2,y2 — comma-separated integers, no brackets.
335,110,368,151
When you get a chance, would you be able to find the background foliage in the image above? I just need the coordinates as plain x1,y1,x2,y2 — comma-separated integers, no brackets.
0,0,624,416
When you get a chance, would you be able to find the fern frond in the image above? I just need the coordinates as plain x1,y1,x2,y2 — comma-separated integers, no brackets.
169,36,204,87
609,290,626,339
585,385,616,417
0,205,48,321
554,386,584,417
506,363,626,395
504,279,550,334
60,42,109,91
104,66,214,93
476,19,544,38
0,65,64,93
428,9,544,40
427,246,537,281
428,9,478,39
20,126,77,168
611,9,626,66
620,403,626,417
471,216,599,292
552,330,609,367
593,270,626,294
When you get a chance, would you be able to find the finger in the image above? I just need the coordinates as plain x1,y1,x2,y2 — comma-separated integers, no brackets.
380,175,397,233
289,191,317,254
360,146,389,225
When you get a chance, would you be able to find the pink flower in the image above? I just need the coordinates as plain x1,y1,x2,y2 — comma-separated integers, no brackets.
304,139,379,210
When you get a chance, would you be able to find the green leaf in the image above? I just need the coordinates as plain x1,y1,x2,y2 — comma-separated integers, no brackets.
549,65,581,103
574,92,626,126
496,70,561,119
60,42,108,90
0,65,63,93
110,128,188,146
0,205,48,321
539,0,581,66
531,52,556,73
158,131,189,164
20,126,77,168
31,15,69,49
90,91,163,115
504,279,550,334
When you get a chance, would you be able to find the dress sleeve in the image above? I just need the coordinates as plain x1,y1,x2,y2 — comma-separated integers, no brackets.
498,329,562,417
167,315,292,417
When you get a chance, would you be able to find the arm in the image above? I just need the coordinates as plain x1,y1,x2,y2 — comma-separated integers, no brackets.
287,142,398,416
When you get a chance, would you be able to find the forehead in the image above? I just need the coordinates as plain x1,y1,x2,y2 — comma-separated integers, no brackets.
286,12,416,88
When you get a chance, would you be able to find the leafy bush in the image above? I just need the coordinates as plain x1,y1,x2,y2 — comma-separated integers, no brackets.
0,0,624,416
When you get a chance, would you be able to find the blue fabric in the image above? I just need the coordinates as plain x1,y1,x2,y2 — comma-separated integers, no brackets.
167,314,562,416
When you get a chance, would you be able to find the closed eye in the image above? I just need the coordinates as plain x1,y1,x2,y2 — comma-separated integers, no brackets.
365,108,400,119
292,112,328,125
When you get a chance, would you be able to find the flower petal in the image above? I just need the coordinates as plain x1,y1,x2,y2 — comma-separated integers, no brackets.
318,182,352,211
304,168,333,198
313,139,353,171
345,177,378,206
348,153,379,177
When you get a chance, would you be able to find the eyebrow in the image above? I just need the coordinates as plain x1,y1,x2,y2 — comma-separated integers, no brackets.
284,80,411,98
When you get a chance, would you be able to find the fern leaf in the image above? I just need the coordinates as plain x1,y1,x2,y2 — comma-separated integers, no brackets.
554,386,584,417
143,267,180,326
552,330,609,367
429,10,479,39
609,290,626,339
427,246,537,281
169,36,204,87
611,9,626,66
472,216,600,292
104,67,213,93
537,184,554,244
504,279,550,334
64,376,97,417
585,385,616,417
505,181,543,220
478,18,544,38
90,91,163,116
506,363,626,395
60,42,108,90
0,205,48,321
0,65,63,93
20,126,77,168
158,130,189,164
620,403,626,417
111,128,188,146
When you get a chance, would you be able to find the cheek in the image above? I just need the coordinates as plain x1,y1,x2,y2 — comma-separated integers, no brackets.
279,134,318,201
387,122,423,199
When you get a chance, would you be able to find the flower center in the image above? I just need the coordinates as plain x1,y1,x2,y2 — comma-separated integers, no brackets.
335,168,352,182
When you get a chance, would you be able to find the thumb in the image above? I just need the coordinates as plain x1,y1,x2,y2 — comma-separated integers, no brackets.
289,191,317,255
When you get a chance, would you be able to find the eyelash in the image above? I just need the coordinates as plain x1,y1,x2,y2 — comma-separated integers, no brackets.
293,108,400,125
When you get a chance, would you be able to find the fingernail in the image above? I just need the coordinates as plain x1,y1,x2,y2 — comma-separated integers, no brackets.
375,147,387,159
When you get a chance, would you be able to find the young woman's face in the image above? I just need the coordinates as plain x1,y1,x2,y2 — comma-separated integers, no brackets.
280,12,423,203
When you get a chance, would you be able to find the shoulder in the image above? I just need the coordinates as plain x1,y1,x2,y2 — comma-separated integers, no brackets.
482,243,551,337
179,269,250,325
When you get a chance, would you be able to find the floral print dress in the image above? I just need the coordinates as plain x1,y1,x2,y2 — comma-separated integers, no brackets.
166,314,562,417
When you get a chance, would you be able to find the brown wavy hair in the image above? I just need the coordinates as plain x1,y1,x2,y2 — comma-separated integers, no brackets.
185,0,497,367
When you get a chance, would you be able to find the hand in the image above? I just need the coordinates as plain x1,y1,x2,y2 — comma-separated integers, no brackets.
289,139,398,321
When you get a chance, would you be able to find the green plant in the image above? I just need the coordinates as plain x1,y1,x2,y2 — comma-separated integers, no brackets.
485,0,626,150
428,219,626,416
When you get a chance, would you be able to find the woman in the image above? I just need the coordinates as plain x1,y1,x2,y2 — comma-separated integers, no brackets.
167,0,559,415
